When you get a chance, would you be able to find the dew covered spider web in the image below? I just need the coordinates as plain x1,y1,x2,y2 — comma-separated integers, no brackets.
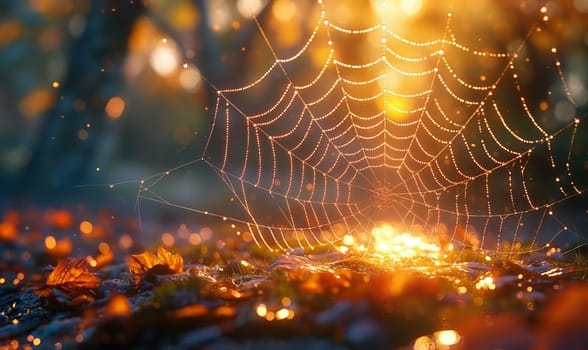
135,0,587,258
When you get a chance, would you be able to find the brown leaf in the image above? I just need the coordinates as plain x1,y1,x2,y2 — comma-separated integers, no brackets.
155,246,183,274
36,257,101,297
128,250,159,276
128,246,184,281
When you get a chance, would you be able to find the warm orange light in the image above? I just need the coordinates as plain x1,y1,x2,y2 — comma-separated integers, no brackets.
399,0,423,16
161,232,175,246
0,20,22,46
370,223,441,262
413,335,435,350
475,275,496,290
256,303,267,317
51,210,73,229
175,304,208,318
371,0,423,21
79,221,93,235
170,3,200,31
241,231,253,243
343,234,355,246
50,237,73,256
208,1,232,32
200,227,213,241
275,308,289,320
105,96,125,119
128,17,156,53
215,306,236,317
98,242,111,254
189,233,202,245
18,88,54,118
45,236,57,250
86,256,97,267
0,222,18,241
105,295,132,317
77,129,88,141
119,234,133,249
436,330,461,346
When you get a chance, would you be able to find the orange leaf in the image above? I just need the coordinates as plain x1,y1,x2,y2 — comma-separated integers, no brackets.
128,246,184,281
155,246,183,274
37,257,101,297
128,250,158,276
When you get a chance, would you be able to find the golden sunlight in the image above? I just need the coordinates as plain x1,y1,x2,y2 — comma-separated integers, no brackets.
370,223,441,261
382,95,416,121
272,0,297,22
371,0,424,22
436,329,461,346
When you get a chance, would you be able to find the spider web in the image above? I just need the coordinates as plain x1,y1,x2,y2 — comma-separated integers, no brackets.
138,0,587,256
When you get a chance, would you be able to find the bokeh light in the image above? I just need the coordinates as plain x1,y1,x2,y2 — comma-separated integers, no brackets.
436,330,461,346
272,0,297,22
179,65,202,91
105,96,126,119
237,0,266,18
79,221,93,235
149,41,180,76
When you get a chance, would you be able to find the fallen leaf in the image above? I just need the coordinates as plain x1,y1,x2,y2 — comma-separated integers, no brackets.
128,250,158,276
154,246,184,274
36,257,101,297
128,246,184,282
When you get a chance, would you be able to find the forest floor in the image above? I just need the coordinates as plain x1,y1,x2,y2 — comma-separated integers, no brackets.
1,205,588,350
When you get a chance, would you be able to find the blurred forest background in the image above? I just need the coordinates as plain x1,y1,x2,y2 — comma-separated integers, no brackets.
0,0,587,230
0,0,284,211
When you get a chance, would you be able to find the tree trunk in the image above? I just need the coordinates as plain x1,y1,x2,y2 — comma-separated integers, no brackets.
20,0,145,197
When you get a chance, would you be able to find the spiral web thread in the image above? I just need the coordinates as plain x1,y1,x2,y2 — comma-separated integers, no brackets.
138,0,585,256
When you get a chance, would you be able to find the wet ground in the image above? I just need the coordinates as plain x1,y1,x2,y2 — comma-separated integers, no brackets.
1,206,588,350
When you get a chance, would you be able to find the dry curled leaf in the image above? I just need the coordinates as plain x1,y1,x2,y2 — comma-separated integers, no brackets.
36,257,101,297
128,246,184,281
154,246,184,273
